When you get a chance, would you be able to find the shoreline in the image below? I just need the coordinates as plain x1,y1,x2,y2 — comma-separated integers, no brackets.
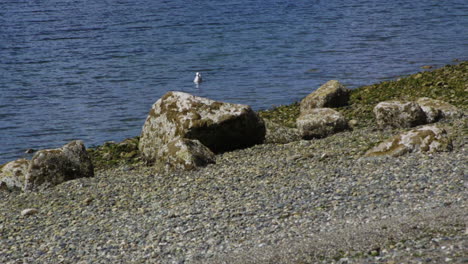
86,61,467,171
0,61,466,167
0,62,466,263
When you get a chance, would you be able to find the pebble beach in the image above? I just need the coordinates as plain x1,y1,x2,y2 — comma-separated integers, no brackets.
1,117,466,263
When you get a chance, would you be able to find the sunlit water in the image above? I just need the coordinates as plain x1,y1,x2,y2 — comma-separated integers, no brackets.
1,0,467,163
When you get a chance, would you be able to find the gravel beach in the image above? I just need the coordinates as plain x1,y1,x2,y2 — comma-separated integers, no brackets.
1,116,466,263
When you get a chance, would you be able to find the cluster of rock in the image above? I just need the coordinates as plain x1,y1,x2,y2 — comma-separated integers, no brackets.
297,80,351,139
366,97,461,157
138,91,266,170
295,80,461,158
0,141,94,192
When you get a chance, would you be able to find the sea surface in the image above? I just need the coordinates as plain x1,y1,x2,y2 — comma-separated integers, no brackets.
1,0,467,164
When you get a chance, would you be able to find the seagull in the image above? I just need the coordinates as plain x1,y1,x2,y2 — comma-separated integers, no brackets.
193,72,202,84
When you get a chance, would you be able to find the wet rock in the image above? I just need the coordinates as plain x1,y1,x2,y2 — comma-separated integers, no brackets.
0,159,30,191
374,101,427,129
158,138,215,170
300,80,350,114
24,140,94,191
364,125,452,157
263,119,301,144
296,108,348,139
139,91,265,164
416,97,463,123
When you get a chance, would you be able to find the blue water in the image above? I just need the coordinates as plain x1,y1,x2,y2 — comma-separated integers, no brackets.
1,0,467,164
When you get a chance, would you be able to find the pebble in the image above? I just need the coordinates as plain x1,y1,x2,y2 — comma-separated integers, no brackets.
21,208,38,216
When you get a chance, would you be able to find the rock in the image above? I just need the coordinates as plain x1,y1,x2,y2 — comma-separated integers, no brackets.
296,108,348,139
364,125,452,157
0,159,30,191
25,149,35,154
158,138,215,170
373,101,427,129
263,119,301,144
139,91,266,163
416,97,463,123
300,80,350,114
24,140,94,191
21,208,39,216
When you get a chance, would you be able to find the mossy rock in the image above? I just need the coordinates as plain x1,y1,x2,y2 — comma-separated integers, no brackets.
365,125,452,157
139,91,266,164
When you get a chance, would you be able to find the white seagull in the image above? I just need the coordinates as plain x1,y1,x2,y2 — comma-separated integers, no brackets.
193,72,202,84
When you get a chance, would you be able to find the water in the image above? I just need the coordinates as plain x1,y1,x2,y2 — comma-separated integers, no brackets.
1,0,467,164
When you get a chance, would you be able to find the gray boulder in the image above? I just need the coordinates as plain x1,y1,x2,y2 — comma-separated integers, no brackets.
139,91,266,164
296,108,348,139
24,140,94,191
416,97,463,123
0,159,30,191
264,119,301,144
300,80,350,114
158,138,215,170
374,101,427,129
364,125,452,157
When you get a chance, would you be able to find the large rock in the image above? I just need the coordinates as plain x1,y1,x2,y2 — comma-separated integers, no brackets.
374,101,427,129
158,138,215,170
0,159,30,191
364,125,452,157
296,108,348,139
139,91,266,164
416,97,463,123
24,140,94,191
300,80,350,114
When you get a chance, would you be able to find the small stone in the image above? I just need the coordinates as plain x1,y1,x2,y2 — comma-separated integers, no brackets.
421,65,433,69
348,119,358,128
319,153,328,160
21,208,38,216
83,198,94,206
25,149,35,154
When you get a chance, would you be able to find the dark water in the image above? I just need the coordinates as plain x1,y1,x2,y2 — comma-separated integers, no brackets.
1,0,467,164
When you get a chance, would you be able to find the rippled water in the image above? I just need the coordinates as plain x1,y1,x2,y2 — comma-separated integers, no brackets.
1,0,467,163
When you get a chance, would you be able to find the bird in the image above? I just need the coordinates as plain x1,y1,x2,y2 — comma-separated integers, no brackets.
193,72,202,84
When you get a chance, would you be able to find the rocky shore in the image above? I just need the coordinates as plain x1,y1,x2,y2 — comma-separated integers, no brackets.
0,62,467,263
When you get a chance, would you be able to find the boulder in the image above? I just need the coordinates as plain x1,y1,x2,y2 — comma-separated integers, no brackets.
24,140,94,191
139,91,266,164
296,108,348,139
263,119,301,144
158,138,215,170
416,97,463,123
374,101,427,129
300,80,350,114
364,125,452,157
0,159,30,191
